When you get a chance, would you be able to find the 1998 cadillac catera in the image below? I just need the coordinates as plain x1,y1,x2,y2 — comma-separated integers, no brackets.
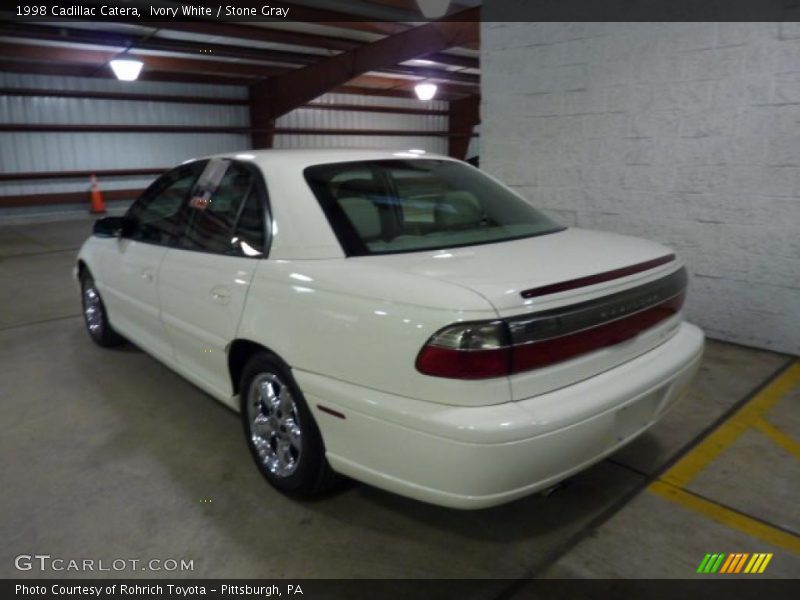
76,149,704,508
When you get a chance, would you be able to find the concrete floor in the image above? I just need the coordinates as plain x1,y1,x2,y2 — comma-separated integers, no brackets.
1,217,798,583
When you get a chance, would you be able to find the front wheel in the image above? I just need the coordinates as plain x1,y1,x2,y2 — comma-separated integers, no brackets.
241,353,339,497
80,273,125,347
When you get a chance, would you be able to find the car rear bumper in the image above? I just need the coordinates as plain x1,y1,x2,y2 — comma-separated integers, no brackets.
297,321,704,509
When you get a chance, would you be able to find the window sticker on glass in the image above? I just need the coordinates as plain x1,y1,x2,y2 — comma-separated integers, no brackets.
189,159,230,211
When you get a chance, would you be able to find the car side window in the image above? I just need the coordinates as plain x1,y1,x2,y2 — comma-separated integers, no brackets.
126,163,204,245
180,160,267,257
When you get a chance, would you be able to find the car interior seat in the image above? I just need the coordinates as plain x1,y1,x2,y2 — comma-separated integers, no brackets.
434,191,483,230
336,179,384,242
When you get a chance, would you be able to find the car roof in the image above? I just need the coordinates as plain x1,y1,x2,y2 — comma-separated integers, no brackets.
193,148,456,168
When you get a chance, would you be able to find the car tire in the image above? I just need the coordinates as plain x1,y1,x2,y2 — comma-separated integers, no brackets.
240,353,340,497
80,273,125,348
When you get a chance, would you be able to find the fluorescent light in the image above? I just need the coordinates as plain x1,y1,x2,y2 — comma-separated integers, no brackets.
110,58,144,81
414,82,438,101
416,0,450,18
408,149,426,154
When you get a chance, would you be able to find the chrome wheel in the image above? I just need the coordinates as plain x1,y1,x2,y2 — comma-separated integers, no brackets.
246,372,302,478
83,285,103,335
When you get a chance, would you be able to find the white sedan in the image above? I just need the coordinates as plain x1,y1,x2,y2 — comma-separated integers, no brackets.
76,149,704,509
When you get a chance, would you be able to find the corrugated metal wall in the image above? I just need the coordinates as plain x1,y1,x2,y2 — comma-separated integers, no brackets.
0,76,450,206
275,93,449,153
0,73,250,198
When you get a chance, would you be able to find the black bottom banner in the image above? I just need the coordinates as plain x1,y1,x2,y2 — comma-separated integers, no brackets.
4,579,800,600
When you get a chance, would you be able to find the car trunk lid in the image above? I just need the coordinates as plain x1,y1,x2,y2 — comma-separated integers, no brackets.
370,228,687,398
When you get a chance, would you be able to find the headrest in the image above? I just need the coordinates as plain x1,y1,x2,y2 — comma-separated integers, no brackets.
338,197,381,240
434,191,482,229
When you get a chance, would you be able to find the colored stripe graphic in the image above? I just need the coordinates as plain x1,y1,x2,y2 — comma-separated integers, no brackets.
696,554,712,573
744,554,759,573
710,553,726,573
709,554,719,573
705,553,720,573
698,553,727,573
721,553,739,573
735,553,749,573
758,553,773,573
710,552,774,574
719,553,736,573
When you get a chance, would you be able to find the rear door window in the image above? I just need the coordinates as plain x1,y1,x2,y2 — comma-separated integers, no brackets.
180,160,268,257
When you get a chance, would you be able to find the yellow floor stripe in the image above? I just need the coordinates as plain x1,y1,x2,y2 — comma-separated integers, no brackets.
662,362,800,488
649,481,800,555
754,418,800,460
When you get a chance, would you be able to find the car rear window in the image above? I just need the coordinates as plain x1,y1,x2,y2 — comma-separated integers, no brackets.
304,159,564,256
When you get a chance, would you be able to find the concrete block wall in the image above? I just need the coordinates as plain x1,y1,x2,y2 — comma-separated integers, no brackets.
481,22,800,355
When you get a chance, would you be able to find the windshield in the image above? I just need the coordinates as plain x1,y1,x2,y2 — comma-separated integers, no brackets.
304,159,564,256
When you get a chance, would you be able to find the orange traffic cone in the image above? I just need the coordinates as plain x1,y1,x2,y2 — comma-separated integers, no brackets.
89,174,106,214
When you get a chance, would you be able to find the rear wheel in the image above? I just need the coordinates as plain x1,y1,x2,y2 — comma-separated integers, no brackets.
80,273,125,347
240,353,339,496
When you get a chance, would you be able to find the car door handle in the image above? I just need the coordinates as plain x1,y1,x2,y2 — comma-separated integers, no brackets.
141,269,154,283
210,285,232,305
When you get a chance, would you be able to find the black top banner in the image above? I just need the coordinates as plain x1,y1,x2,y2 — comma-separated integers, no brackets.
3,0,800,23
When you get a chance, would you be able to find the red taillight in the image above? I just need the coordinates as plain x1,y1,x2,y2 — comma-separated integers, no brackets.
416,268,687,380
416,345,511,379
415,321,511,379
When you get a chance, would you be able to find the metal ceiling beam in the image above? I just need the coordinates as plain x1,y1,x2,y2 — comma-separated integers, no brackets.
0,123,475,137
150,20,361,52
0,59,255,85
0,21,320,67
0,22,479,86
0,55,472,100
253,3,410,35
0,43,476,100
0,41,286,78
348,73,476,97
361,0,473,17
448,94,480,159
334,84,444,98
0,86,249,105
251,7,480,120
149,21,478,70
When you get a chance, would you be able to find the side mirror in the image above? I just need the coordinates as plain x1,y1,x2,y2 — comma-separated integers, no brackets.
120,215,139,238
92,216,124,238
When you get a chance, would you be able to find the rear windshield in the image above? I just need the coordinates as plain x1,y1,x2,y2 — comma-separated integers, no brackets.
304,159,564,256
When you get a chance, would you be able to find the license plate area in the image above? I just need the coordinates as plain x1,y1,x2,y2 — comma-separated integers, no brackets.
614,390,662,442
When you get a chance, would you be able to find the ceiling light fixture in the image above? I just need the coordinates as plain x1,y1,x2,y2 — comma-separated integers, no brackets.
416,0,450,18
109,58,144,81
414,82,438,101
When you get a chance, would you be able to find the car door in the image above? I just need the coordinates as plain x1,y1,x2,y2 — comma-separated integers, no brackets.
98,162,204,362
157,159,270,399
